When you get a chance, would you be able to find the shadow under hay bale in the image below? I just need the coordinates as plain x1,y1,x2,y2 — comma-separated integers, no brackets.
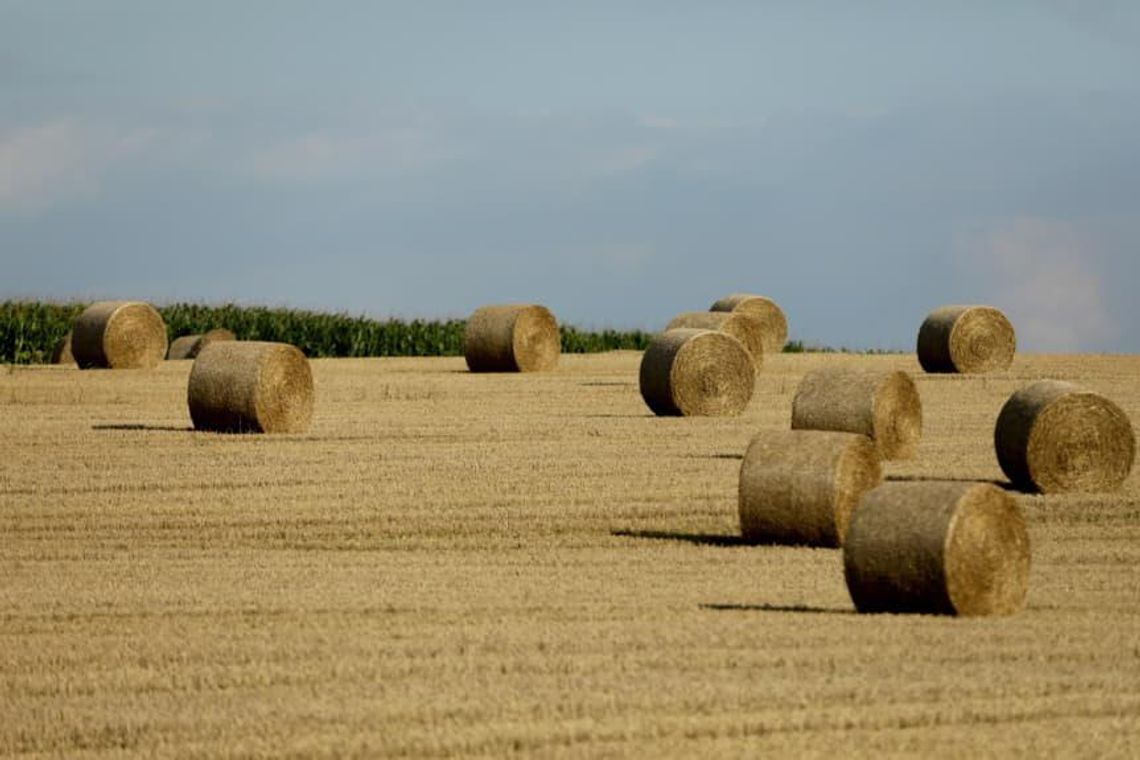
791,367,922,460
188,341,314,434
739,429,881,548
72,301,168,370
709,293,788,354
917,305,1016,374
463,304,560,372
611,530,749,547
843,482,1030,617
995,380,1135,494
639,328,754,417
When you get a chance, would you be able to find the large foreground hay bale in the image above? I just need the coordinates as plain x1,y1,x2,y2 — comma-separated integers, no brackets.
791,368,922,459
666,311,764,368
71,301,168,370
739,430,881,547
639,329,754,416
917,305,1016,373
167,328,237,360
188,341,314,434
464,304,560,372
709,293,788,354
50,331,74,365
995,380,1135,493
844,482,1030,616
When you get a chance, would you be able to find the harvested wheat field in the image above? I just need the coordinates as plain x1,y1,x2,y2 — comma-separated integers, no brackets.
1,352,1138,757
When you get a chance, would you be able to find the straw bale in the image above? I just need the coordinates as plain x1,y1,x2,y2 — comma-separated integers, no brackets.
639,328,754,416
50,331,74,365
188,341,314,434
709,293,788,353
666,311,764,369
917,305,1015,373
844,482,1030,616
167,328,236,360
739,429,881,547
995,380,1135,493
791,367,922,459
464,304,560,372
71,301,167,369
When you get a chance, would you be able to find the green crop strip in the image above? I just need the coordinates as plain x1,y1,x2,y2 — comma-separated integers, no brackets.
0,301,658,364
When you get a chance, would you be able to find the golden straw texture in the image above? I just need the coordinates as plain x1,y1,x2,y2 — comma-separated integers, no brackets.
463,304,560,372
709,293,788,354
167,329,237,360
995,380,1135,494
639,328,754,416
791,367,922,459
49,331,74,365
917,305,1016,373
666,311,764,369
188,341,314,434
739,429,881,547
844,482,1030,616
71,301,168,370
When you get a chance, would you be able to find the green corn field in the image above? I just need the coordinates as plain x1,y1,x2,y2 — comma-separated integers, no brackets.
0,301,657,364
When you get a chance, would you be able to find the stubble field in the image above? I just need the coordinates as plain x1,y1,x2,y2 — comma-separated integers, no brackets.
1,352,1138,757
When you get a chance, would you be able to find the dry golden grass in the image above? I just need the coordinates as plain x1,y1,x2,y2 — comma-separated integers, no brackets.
1,352,1138,757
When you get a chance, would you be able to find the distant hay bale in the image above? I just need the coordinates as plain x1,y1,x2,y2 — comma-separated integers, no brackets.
917,305,1016,374
188,341,314,434
639,328,754,416
739,430,881,547
166,328,237,360
791,367,922,460
843,482,1030,616
50,331,74,365
995,380,1135,493
71,301,168,370
463,304,560,372
666,311,764,368
709,293,788,354
167,335,200,361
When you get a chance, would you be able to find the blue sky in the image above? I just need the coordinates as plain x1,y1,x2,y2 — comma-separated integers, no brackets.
2,2,1139,350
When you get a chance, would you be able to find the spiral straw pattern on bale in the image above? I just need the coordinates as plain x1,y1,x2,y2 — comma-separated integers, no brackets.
167,328,237,360
709,293,788,354
188,341,314,434
50,331,74,365
463,304,560,372
844,482,1030,616
995,380,1135,494
739,430,881,547
639,328,754,417
666,311,764,369
791,367,922,460
917,305,1016,374
71,301,168,370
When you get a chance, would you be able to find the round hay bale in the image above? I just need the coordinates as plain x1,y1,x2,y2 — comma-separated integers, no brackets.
709,293,788,354
166,328,237,360
639,328,754,417
188,341,314,434
666,311,764,369
917,305,1016,374
71,301,168,370
739,430,881,547
791,367,922,460
843,482,1030,616
50,331,74,365
463,304,560,372
995,380,1135,494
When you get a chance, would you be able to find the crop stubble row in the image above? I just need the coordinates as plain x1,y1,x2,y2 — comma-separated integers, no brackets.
0,352,1138,756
